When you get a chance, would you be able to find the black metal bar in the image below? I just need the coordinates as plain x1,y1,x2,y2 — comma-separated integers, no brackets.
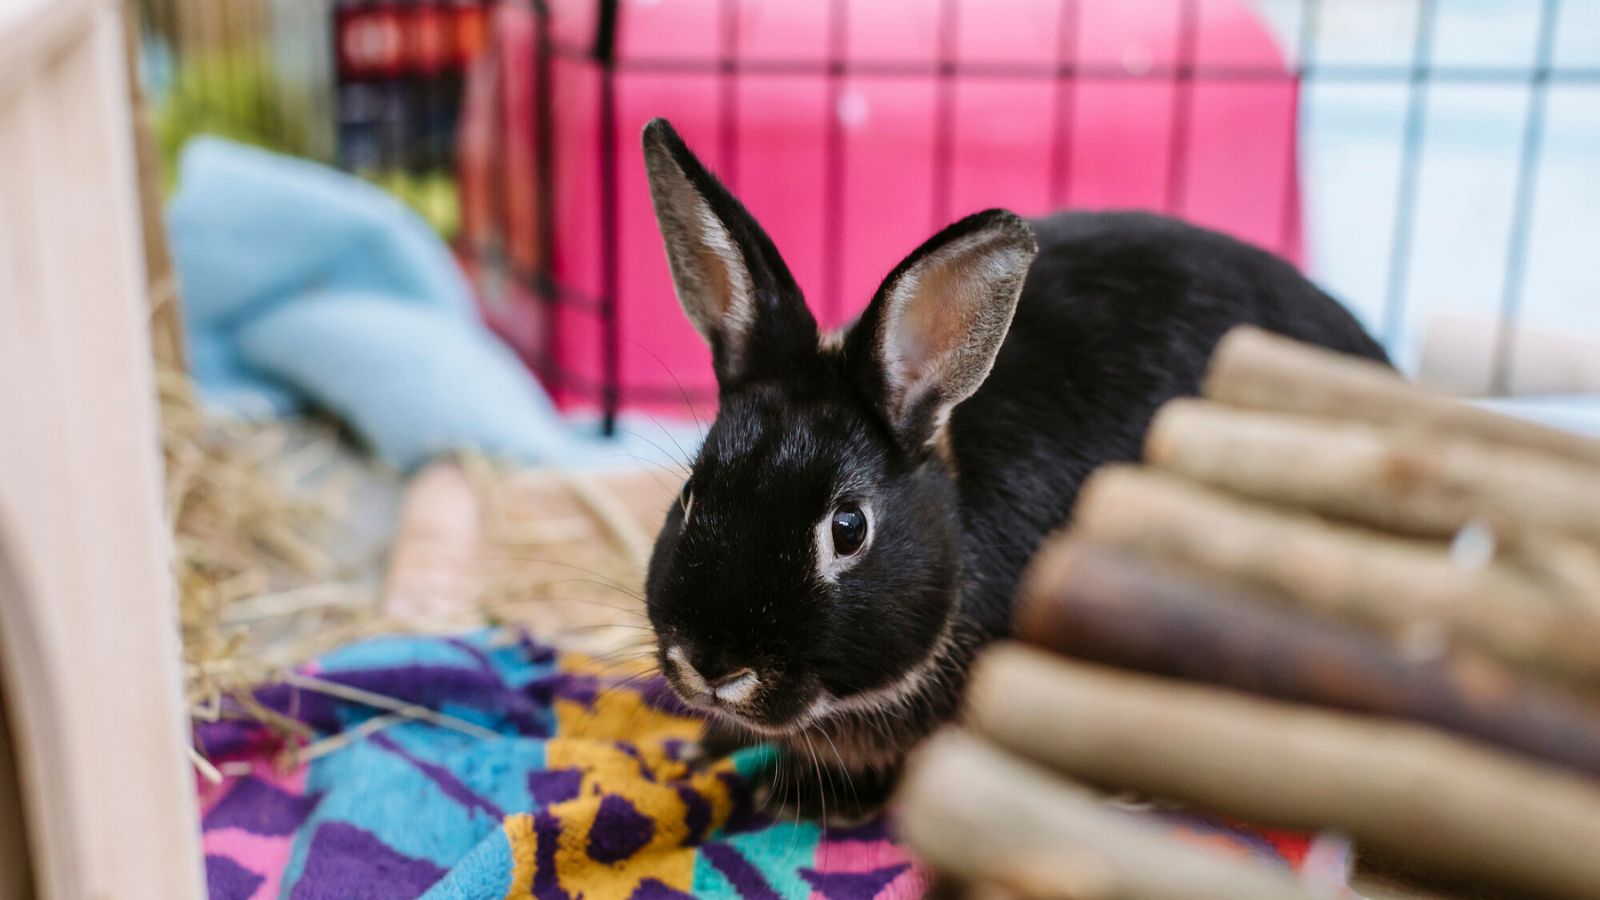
593,0,618,60
1278,0,1322,258
930,0,959,228
380,0,406,176
252,0,273,150
595,0,621,435
318,0,346,165
1381,0,1440,345
1164,0,1200,215
821,0,848,323
404,0,426,178
1047,0,1079,208
532,0,559,389
486,2,513,263
718,0,740,189
330,0,358,170
220,0,242,150
1490,0,1563,396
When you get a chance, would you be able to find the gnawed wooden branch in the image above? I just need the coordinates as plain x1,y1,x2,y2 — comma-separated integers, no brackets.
1204,326,1600,468
898,729,1324,900
1145,399,1600,544
967,645,1600,900
1071,466,1600,688
1015,540,1600,780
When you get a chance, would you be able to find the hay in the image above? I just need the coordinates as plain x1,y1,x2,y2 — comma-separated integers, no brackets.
380,453,667,658
160,370,385,743
461,457,669,660
162,368,676,768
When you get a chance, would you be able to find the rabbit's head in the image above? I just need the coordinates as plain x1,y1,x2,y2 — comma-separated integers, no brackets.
640,118,1037,736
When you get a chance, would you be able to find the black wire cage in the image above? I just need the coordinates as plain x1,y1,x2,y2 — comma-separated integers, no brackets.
139,0,1600,435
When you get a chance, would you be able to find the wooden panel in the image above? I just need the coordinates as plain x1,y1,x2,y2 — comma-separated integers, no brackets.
0,1,204,897
0,672,35,900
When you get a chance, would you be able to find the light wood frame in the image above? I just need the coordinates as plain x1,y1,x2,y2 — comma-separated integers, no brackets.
0,0,204,896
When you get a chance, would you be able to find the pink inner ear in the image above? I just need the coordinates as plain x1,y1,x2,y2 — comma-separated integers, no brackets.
883,236,1027,423
889,267,977,391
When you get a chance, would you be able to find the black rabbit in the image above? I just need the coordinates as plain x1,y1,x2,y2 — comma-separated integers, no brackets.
639,117,1387,817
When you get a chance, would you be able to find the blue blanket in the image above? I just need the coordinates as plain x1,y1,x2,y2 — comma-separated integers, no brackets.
193,632,1346,899
167,138,695,472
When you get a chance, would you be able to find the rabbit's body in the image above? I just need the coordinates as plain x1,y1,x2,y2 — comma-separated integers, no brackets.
954,210,1388,647
637,119,1387,817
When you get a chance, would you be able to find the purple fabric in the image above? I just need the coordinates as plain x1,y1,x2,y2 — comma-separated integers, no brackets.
675,783,712,846
528,768,584,806
802,864,912,899
532,811,571,900
701,843,782,900
291,823,447,900
203,776,319,836
587,795,656,863
527,672,601,707
629,878,696,900
205,854,265,900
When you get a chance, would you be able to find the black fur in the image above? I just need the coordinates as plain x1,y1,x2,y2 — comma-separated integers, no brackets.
952,210,1388,637
640,119,1388,819
642,119,818,385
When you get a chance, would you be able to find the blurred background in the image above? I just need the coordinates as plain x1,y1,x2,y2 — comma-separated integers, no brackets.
136,0,1600,452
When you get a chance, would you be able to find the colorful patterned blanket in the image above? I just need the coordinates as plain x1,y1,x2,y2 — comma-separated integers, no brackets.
195,631,1344,899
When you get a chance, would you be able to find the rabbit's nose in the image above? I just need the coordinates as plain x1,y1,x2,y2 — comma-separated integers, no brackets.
707,668,759,705
666,646,760,704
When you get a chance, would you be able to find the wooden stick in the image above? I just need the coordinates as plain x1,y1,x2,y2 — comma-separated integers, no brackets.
968,645,1600,900
1146,399,1600,544
1204,326,1600,468
1418,310,1600,398
1016,540,1600,780
281,672,500,741
0,688,35,900
121,0,188,374
1072,466,1600,688
382,460,486,625
897,729,1324,900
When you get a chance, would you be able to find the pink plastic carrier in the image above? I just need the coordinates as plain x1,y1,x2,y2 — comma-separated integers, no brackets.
458,0,1301,428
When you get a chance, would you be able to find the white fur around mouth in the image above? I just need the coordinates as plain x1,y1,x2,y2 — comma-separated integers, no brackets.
666,645,709,695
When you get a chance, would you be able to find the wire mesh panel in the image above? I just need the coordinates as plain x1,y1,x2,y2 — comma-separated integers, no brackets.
139,0,1600,432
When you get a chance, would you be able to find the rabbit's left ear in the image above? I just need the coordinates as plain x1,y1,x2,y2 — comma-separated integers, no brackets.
642,118,816,388
848,210,1037,453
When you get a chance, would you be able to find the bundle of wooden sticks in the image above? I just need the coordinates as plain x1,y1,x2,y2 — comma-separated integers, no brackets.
898,326,1600,900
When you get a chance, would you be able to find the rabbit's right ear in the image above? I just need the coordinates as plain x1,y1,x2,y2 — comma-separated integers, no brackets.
642,118,816,388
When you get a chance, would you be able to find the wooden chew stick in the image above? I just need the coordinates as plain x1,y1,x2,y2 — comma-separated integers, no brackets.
968,645,1600,900
1204,326,1600,468
897,729,1323,900
1015,540,1600,780
1418,311,1600,397
1072,466,1600,688
1145,399,1600,544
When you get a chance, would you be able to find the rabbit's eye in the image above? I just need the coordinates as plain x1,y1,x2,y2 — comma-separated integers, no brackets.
830,505,867,556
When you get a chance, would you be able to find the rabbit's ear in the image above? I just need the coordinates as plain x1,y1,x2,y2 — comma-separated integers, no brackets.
849,210,1037,453
643,118,816,387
